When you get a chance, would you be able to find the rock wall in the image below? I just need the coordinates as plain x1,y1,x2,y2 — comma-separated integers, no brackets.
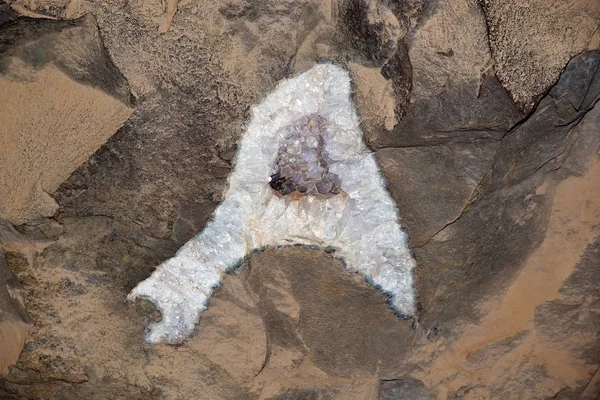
0,0,599,398
0,248,32,376
0,15,134,224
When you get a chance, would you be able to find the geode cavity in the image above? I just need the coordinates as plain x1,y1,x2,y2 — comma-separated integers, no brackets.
269,115,342,197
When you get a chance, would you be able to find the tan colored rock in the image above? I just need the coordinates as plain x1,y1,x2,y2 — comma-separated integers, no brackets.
0,16,134,224
410,0,492,102
348,62,398,132
371,0,524,147
187,277,267,383
65,0,94,19
1,0,600,398
0,250,32,376
480,0,600,112
0,316,31,376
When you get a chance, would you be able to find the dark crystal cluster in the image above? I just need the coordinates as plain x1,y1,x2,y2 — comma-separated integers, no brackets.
269,115,342,197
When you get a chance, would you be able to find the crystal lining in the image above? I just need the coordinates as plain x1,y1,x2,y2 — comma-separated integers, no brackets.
128,64,417,344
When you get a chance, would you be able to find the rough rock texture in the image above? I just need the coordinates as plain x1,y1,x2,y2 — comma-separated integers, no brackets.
0,249,32,375
348,62,398,132
0,1,17,25
127,65,417,344
379,378,431,400
535,237,600,383
414,51,600,331
377,142,497,247
0,216,262,399
0,217,46,375
340,0,405,65
479,0,600,112
414,102,600,399
371,0,524,146
0,0,599,399
0,14,134,224
247,248,415,379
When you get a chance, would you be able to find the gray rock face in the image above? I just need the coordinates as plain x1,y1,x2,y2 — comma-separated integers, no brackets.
377,142,497,247
379,378,431,400
0,1,17,26
246,247,415,378
341,0,404,66
371,0,525,147
481,51,600,194
415,51,600,330
170,200,217,246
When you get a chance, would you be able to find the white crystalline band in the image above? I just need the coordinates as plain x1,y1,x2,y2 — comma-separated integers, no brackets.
128,64,417,344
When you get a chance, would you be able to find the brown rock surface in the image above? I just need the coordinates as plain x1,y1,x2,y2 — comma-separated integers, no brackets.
480,0,600,112
412,117,600,398
348,62,398,132
0,250,32,376
377,142,497,247
0,0,599,399
246,248,415,379
372,0,524,147
0,15,134,225
414,51,600,333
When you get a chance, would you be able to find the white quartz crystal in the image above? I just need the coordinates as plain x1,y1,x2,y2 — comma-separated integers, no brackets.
128,64,417,344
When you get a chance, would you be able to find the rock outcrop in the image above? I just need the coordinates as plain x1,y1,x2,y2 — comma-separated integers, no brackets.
480,0,600,112
0,0,598,399
0,248,32,376
0,14,134,224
